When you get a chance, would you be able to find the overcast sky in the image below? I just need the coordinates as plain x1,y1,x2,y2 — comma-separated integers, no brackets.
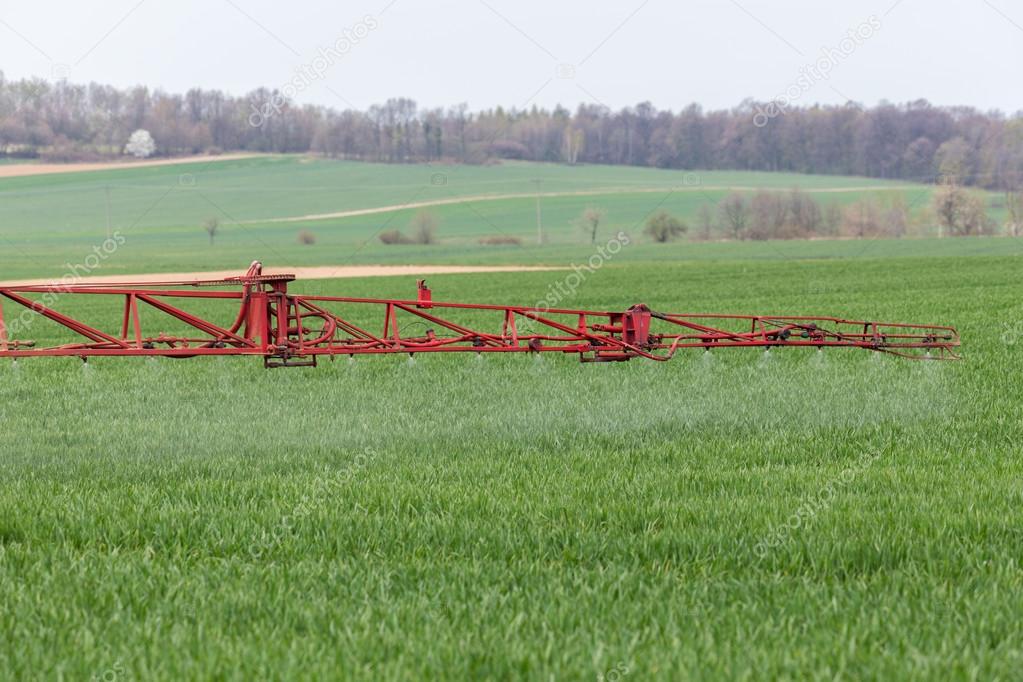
1,0,1021,113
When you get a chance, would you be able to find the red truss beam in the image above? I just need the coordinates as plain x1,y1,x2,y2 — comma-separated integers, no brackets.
0,261,960,367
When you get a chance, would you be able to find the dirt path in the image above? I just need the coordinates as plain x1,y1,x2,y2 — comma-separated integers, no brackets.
0,153,264,179
249,185,921,224
0,264,566,288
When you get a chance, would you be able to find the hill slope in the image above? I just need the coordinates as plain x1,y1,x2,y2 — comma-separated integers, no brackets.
0,155,1010,279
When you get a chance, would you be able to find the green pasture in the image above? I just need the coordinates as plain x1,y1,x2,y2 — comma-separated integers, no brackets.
4,155,1003,280
1,157,1021,679
1,251,1022,679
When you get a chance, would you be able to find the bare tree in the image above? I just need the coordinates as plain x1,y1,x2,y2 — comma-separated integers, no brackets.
203,216,219,245
960,193,994,236
579,207,605,244
933,182,965,237
718,192,749,240
823,202,842,237
882,194,909,238
1001,120,1023,236
935,136,973,184
562,126,584,165
843,199,881,238
1006,189,1023,237
749,191,787,240
696,204,715,240
788,188,821,237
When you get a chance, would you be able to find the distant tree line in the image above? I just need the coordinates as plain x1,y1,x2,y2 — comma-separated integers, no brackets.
639,183,1001,243
708,186,997,240
2,73,1022,195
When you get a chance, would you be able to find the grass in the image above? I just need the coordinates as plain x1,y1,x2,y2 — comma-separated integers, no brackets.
3,155,1009,280
0,155,916,226
1,250,1022,679
2,158,1021,678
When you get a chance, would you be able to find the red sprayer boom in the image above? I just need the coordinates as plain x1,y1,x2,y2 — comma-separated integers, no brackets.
0,261,960,367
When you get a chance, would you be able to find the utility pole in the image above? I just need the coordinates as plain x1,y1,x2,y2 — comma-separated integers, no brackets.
104,186,113,240
532,178,544,245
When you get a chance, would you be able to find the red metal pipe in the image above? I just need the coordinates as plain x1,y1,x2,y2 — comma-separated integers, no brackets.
0,262,961,367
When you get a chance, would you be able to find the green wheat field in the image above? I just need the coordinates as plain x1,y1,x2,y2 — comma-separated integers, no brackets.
1,157,1021,679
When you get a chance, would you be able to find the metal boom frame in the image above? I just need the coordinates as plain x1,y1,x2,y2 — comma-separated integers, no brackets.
0,262,960,367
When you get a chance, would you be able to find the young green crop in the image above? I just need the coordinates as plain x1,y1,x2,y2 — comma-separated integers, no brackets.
3,156,1006,280
1,255,1020,680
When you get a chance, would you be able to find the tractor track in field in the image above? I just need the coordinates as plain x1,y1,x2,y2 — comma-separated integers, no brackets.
0,153,265,178
243,185,921,225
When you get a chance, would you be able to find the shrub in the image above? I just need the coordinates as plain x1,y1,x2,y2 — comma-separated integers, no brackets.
644,211,688,243
379,229,413,245
38,136,104,163
478,235,522,245
841,199,882,238
409,210,439,244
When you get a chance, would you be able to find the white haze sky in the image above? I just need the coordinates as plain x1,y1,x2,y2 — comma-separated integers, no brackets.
1,0,1021,113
